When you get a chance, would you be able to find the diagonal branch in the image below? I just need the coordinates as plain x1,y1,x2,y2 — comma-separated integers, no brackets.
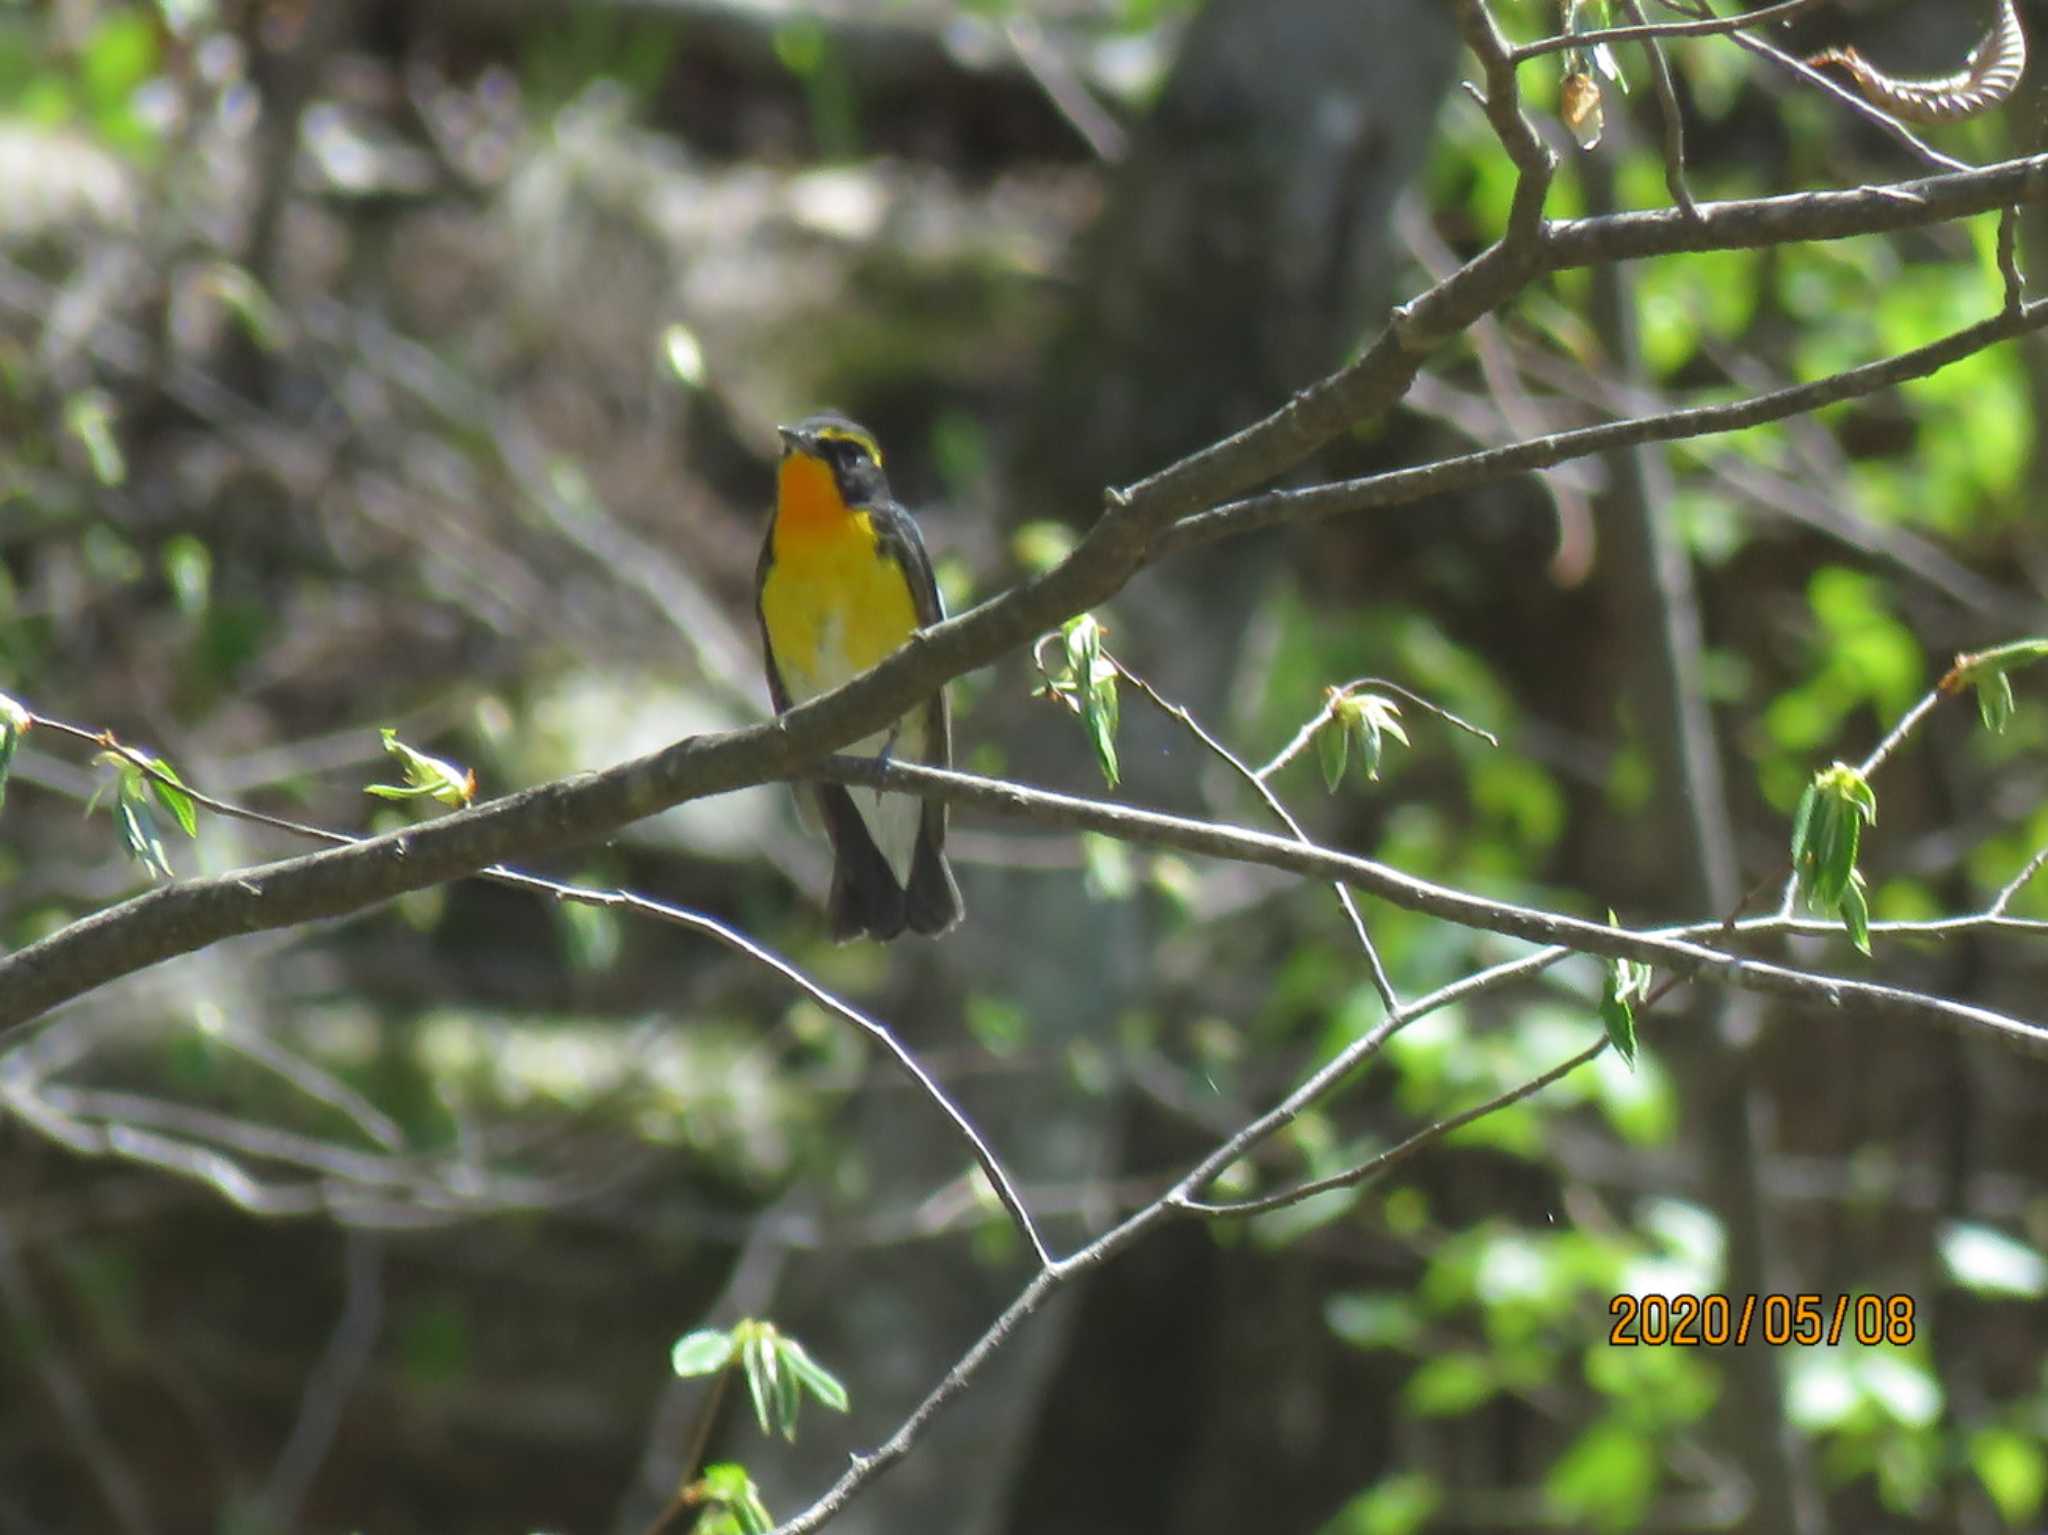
5,157,2048,1040
1158,297,2048,554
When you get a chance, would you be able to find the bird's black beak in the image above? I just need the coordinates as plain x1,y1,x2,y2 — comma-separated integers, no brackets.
776,424,810,456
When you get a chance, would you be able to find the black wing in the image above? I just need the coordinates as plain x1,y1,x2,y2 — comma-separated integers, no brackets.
871,499,961,933
754,521,793,717
869,498,954,821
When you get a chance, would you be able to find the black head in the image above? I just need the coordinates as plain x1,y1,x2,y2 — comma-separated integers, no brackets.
778,413,891,508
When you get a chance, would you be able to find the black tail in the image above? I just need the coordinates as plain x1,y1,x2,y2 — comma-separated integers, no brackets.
905,798,963,936
817,785,907,941
814,786,961,941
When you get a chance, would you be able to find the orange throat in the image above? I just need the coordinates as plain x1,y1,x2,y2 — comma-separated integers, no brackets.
775,453,851,549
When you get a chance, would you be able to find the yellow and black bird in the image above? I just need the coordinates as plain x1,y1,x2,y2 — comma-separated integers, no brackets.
755,413,963,940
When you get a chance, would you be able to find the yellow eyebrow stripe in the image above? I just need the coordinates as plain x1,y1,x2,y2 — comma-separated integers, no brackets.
813,425,882,465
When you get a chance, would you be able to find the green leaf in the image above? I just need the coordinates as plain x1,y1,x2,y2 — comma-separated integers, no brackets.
736,1483,774,1535
1971,1427,2048,1526
1598,913,1647,1068
63,389,126,486
197,263,288,352
1325,1291,1424,1353
367,728,476,807
670,1328,737,1377
1080,832,1136,901
1976,670,2016,734
740,1329,776,1437
699,1463,753,1499
1081,667,1120,789
1353,694,1408,785
1035,615,1121,789
1317,709,1349,792
1062,616,1120,789
1794,763,1876,914
1600,980,1637,1070
1839,871,1871,956
1789,781,1821,876
1833,765,1877,826
1325,1471,1442,1535
1545,1417,1659,1532
162,534,213,615
1811,801,1858,910
1946,640,2048,735
0,693,27,813
143,756,199,839
772,1335,802,1439
113,772,175,879
1402,1352,1496,1416
1948,638,2048,684
779,1336,850,1412
697,1464,774,1535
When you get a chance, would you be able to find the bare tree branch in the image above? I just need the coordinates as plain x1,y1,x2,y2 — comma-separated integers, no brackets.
1159,296,2048,554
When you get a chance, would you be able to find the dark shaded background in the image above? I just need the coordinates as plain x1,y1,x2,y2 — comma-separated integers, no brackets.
4,2,2048,1533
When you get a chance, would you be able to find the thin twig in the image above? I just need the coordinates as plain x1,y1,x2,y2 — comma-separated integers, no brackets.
1620,0,1700,217
1990,844,2048,916
1998,204,2026,310
1857,687,1948,777
208,1022,406,1151
1450,0,1556,243
1112,661,1400,1015
1510,0,1827,63
257,1233,385,1531
1704,9,1974,172
1174,1039,1608,1217
1256,679,1497,782
642,1367,734,1535
1004,18,1127,162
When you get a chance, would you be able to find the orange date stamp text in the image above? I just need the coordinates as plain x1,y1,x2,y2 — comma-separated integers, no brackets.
1607,1292,1917,1347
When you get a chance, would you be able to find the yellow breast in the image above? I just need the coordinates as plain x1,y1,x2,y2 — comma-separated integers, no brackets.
761,491,921,703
